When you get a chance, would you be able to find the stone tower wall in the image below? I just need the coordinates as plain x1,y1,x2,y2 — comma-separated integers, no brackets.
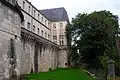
0,1,22,79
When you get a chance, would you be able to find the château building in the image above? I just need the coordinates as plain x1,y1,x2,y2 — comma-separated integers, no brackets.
0,0,69,79
17,0,69,46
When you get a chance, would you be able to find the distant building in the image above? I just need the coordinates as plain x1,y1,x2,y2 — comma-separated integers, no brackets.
40,7,69,45
17,0,69,46
17,0,69,72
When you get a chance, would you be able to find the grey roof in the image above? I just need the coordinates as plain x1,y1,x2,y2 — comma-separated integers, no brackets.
39,7,69,22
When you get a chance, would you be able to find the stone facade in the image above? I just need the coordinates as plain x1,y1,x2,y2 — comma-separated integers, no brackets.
0,0,23,79
20,28,59,74
0,0,69,79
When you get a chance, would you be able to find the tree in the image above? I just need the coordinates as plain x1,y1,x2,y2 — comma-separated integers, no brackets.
67,10,119,69
66,22,72,66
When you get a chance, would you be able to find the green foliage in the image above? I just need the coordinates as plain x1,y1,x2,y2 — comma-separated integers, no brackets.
100,55,109,71
67,10,119,69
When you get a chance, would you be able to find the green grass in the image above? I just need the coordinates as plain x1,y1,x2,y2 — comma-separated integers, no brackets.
25,68,94,80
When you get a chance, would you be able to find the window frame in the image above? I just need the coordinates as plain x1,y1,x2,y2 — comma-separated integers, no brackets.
33,25,35,32
27,22,30,29
53,35,57,40
23,1,25,9
60,23,63,28
33,10,36,17
53,23,56,29
28,6,30,13
41,30,43,36
37,28,40,34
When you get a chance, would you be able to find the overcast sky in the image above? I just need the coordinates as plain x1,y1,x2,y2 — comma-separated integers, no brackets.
29,0,120,22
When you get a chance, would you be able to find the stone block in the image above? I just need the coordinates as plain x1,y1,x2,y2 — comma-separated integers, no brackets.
3,19,11,30
0,76,4,80
0,2,1,7
0,15,3,21
0,8,4,14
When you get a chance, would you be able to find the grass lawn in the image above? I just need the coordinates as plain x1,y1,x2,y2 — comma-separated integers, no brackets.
25,68,94,80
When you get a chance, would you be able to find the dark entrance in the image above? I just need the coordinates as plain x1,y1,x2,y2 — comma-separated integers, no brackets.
34,42,39,73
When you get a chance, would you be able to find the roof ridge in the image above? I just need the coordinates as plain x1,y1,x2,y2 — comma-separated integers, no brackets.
40,7,65,11
39,7,69,22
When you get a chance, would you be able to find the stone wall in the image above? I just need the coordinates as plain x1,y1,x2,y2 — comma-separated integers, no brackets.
20,28,59,74
20,27,69,75
58,46,69,68
0,1,22,79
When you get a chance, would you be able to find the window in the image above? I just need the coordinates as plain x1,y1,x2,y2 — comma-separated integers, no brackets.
21,21,25,26
28,6,30,13
33,25,35,32
48,34,50,40
59,35,61,39
62,40,64,45
53,23,56,28
60,23,63,28
48,22,50,27
53,35,57,40
38,14,40,20
33,10,35,17
45,32,47,38
23,1,25,9
45,20,47,25
37,28,40,34
41,30,43,36
27,22,30,29
59,35,64,39
42,17,43,22
60,41,62,45
60,40,64,45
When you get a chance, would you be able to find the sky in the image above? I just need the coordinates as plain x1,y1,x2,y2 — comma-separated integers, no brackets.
29,0,120,22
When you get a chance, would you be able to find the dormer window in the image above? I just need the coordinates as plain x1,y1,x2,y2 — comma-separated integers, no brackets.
45,20,47,25
23,1,25,9
34,10,36,17
37,28,40,34
48,22,50,27
42,17,43,22
53,23,56,29
60,23,63,28
38,14,40,20
28,6,30,13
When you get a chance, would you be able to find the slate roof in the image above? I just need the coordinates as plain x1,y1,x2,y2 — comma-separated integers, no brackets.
39,7,69,22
